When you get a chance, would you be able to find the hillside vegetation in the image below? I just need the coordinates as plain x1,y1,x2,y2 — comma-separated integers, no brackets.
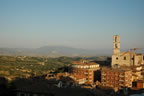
0,56,78,78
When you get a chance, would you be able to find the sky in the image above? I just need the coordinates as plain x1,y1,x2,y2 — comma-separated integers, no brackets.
0,0,144,50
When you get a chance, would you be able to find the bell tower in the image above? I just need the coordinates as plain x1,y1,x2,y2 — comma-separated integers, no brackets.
113,35,120,55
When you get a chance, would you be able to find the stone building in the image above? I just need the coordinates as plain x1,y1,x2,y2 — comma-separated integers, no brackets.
111,35,144,84
101,35,144,89
112,35,144,67
69,60,100,84
112,35,144,80
101,67,132,89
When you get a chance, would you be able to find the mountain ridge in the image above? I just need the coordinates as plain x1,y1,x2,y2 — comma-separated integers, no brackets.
0,46,112,57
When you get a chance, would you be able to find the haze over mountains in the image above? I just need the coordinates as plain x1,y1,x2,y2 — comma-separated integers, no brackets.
0,46,112,57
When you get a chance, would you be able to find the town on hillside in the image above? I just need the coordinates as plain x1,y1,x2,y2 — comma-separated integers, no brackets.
0,35,144,96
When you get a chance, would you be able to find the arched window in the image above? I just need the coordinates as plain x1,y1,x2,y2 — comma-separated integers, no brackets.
114,64,119,68
115,37,117,42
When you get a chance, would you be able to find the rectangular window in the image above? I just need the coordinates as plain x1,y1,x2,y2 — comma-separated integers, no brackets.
124,56,126,60
115,44,118,48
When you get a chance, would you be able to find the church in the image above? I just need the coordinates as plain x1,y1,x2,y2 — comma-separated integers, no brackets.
112,35,144,67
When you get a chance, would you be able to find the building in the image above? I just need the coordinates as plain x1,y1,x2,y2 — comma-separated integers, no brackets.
111,35,144,82
101,67,132,89
69,60,100,84
132,80,144,90
135,80,144,89
101,35,144,90
131,66,143,81
112,35,144,67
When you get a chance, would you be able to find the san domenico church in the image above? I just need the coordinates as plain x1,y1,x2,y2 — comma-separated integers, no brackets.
112,35,144,67
101,35,144,89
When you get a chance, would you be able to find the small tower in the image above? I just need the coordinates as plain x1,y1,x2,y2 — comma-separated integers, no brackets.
113,35,120,55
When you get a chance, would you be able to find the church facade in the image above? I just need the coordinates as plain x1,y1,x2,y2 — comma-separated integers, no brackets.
112,35,144,67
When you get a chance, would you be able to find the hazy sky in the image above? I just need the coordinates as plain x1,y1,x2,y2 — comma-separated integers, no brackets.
0,0,144,50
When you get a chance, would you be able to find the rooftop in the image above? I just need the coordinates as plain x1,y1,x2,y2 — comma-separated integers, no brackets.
72,60,99,65
101,66,132,72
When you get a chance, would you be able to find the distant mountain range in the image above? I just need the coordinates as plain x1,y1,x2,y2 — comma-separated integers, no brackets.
0,46,112,57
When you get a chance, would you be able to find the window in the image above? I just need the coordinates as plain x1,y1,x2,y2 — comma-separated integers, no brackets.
124,56,126,60
114,64,119,68
115,44,118,48
116,57,118,60
115,37,117,42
